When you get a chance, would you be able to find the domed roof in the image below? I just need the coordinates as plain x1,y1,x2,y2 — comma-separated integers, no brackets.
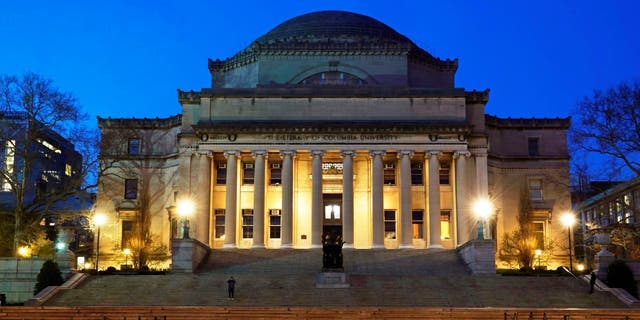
254,10,413,45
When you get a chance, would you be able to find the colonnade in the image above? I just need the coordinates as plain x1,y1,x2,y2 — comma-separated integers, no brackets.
186,148,488,249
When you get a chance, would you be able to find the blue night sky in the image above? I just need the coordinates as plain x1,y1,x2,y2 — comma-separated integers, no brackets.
1,1,639,126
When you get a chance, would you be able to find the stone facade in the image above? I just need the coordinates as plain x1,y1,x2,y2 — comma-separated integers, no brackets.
94,11,571,270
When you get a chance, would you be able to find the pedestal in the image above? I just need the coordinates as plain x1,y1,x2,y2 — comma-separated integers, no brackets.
316,270,350,288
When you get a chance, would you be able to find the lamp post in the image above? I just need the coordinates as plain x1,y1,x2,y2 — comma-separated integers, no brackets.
93,213,106,272
473,199,493,240
123,248,131,269
560,212,576,273
177,199,194,239
535,249,542,269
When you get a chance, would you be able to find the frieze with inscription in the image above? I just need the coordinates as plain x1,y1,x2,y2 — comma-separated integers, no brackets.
197,133,467,144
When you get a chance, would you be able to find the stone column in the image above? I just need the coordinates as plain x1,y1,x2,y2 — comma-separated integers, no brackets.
195,151,211,244
223,151,239,248
475,151,489,239
427,151,443,248
341,150,355,248
399,150,414,248
454,151,471,246
311,150,324,248
252,151,266,248
370,151,385,248
280,150,296,248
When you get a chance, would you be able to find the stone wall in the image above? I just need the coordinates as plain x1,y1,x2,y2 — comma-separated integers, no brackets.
457,240,496,275
0,258,46,304
171,239,209,273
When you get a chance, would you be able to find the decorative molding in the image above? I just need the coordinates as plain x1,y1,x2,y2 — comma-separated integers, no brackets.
340,150,356,158
223,150,240,158
397,150,415,158
369,150,386,157
252,150,268,158
279,150,297,158
310,150,325,157
453,151,471,159
425,151,443,159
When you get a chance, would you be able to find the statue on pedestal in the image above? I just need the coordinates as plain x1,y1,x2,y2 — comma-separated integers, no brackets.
322,231,345,270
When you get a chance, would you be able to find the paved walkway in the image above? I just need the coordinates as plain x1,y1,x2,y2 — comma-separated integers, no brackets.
47,249,626,308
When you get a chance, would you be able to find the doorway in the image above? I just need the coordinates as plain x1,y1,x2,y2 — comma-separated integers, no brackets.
322,194,342,242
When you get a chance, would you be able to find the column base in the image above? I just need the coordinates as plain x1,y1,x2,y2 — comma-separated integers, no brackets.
280,243,293,249
252,244,265,249
310,244,322,249
223,243,237,249
343,243,354,249
428,244,444,249
371,244,385,249
399,244,413,249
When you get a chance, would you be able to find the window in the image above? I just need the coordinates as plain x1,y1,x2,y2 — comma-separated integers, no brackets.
214,209,225,239
439,161,450,185
529,179,543,201
384,210,396,239
2,140,15,191
124,179,138,199
269,209,281,239
383,162,396,185
216,162,227,184
243,162,254,185
412,210,424,239
528,137,539,156
411,162,423,185
65,164,72,176
121,221,134,248
531,222,544,250
440,211,451,240
270,162,282,185
242,209,253,239
128,138,140,155
324,205,341,220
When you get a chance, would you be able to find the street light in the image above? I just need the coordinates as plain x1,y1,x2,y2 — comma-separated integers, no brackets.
93,213,106,272
473,198,493,240
123,248,131,269
560,212,576,273
176,199,194,239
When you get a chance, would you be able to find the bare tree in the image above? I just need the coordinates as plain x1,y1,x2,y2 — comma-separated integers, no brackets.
98,120,178,268
570,80,640,178
0,72,98,256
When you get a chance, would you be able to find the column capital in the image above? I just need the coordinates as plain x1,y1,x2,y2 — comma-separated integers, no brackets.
397,150,414,158
472,151,488,158
453,150,471,159
252,150,267,158
196,150,212,158
340,150,356,158
310,150,325,157
223,150,240,158
425,151,443,159
369,150,386,157
279,150,297,158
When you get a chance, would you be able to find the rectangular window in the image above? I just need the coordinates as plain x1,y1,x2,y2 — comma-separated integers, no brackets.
439,162,450,185
214,209,225,239
531,222,544,250
270,162,282,185
243,162,254,185
128,138,140,155
528,137,540,156
529,179,543,201
383,163,396,185
269,209,281,239
412,210,424,239
411,162,423,185
121,221,134,248
124,179,138,199
65,164,72,176
2,140,15,191
384,210,396,239
216,162,227,185
440,211,451,240
242,209,253,239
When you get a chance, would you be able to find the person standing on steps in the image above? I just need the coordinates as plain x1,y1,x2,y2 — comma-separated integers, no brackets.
589,272,597,294
227,276,236,299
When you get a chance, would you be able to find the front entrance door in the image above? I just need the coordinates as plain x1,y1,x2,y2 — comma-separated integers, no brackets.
322,194,342,242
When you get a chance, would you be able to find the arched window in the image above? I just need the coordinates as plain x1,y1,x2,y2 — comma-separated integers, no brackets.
299,71,366,86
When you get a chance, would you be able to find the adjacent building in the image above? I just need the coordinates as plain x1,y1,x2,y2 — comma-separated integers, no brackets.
96,11,572,269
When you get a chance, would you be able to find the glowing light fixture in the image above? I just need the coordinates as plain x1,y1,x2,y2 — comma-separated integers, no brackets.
473,198,494,240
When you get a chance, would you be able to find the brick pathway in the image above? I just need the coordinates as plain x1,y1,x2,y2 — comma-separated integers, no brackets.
46,249,627,308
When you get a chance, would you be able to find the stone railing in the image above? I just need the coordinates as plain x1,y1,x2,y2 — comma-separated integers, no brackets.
170,238,210,273
457,239,496,275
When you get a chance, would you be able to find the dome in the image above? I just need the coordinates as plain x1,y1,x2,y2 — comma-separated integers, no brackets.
254,10,413,46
